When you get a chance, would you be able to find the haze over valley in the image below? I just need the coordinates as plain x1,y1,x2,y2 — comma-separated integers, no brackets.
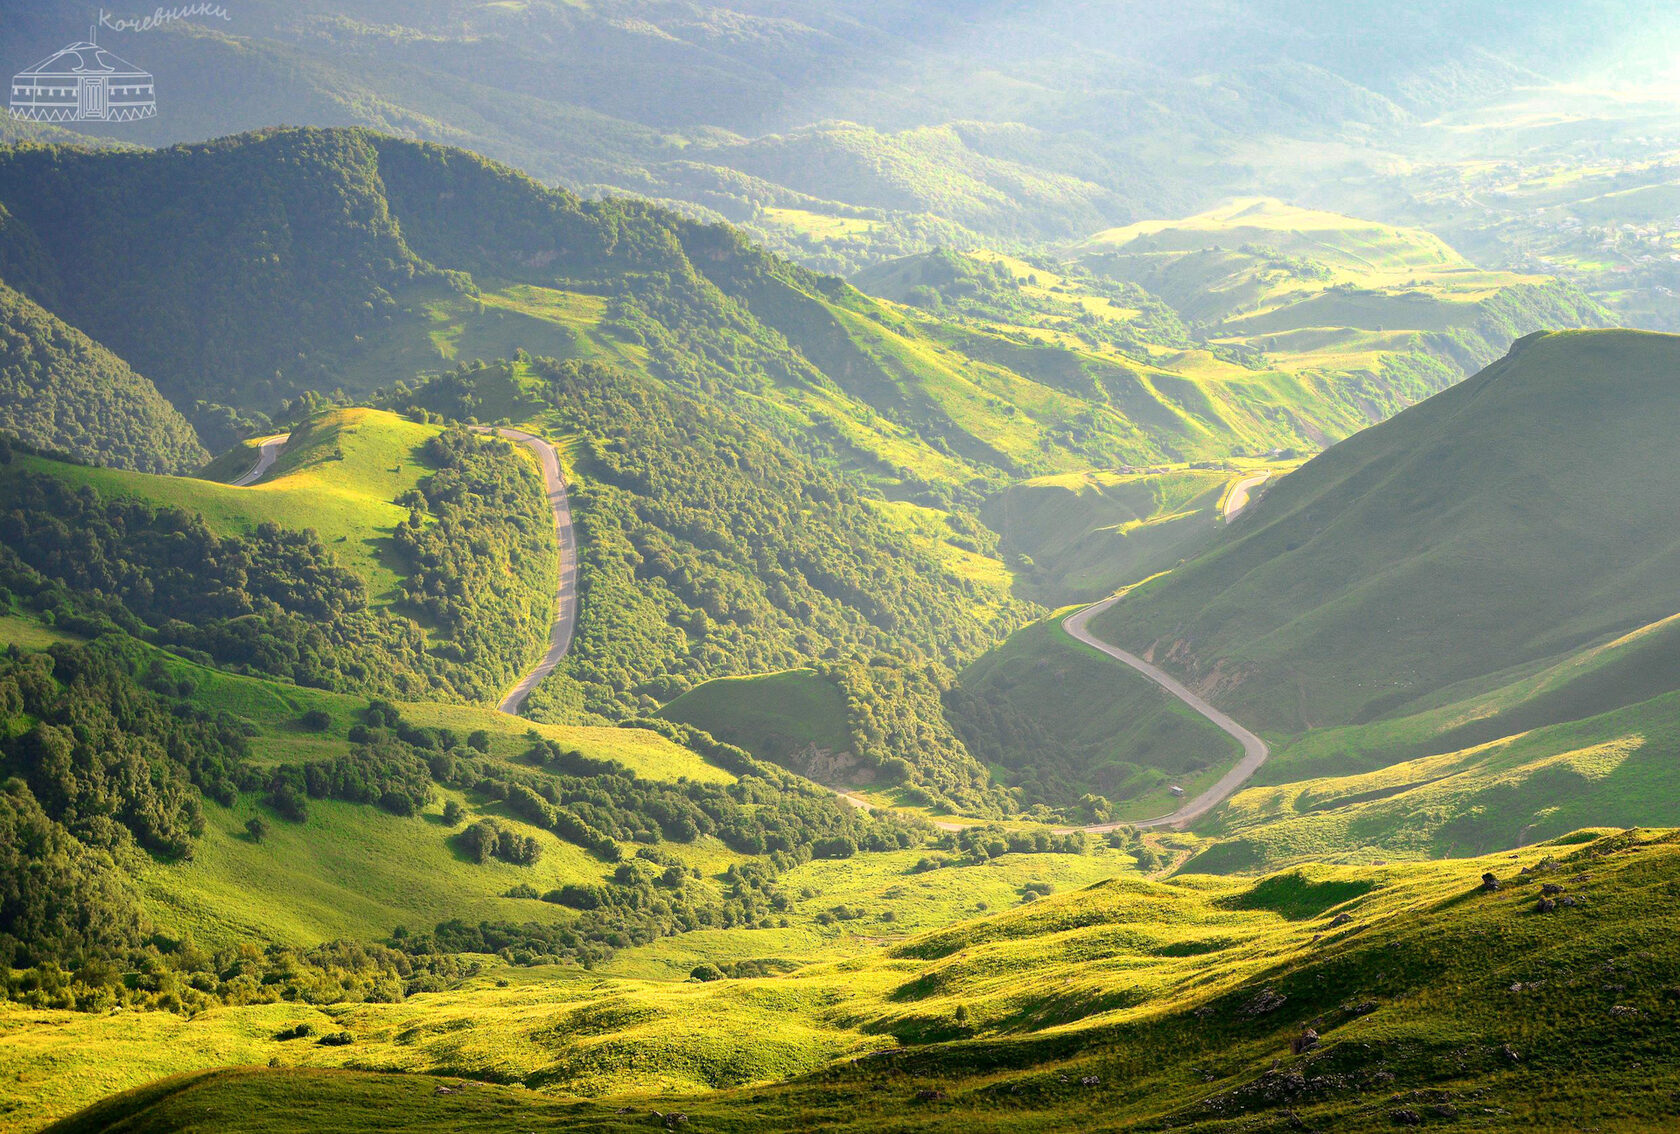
2,5,1679,1131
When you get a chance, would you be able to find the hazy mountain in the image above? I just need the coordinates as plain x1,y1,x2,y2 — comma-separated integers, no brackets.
12,0,1679,273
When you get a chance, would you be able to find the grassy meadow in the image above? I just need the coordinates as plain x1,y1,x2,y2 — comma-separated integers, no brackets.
4,408,442,604
13,830,1680,1132
658,670,852,769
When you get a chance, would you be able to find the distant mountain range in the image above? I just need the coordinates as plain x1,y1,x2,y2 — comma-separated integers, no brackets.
10,0,1680,276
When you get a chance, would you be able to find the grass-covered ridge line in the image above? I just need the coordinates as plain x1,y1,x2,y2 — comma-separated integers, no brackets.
658,669,853,776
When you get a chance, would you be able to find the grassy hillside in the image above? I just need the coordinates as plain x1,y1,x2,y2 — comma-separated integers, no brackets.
17,828,1680,1132
0,607,957,987
0,281,206,474
1186,609,1680,870
0,408,555,705
948,618,1242,816
1101,330,1680,733
658,670,852,774
16,408,434,602
982,462,1292,604
1075,198,1610,377
1199,689,1680,872
852,245,1485,471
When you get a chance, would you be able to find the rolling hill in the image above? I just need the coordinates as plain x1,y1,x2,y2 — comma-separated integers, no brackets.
15,828,1680,1132
1073,198,1610,379
0,128,1459,493
1102,329,1680,732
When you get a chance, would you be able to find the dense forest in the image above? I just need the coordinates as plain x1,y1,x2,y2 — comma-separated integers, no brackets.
0,280,207,474
391,359,1023,810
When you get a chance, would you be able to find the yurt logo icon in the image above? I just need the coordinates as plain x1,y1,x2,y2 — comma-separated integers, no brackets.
10,29,157,124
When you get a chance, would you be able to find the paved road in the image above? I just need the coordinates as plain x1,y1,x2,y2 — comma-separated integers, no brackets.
231,434,289,487
475,426,579,716
1222,472,1271,521
1062,597,1270,831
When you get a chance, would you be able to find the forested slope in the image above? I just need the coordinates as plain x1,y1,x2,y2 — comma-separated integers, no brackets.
391,359,1014,811
0,129,1547,492
0,411,553,705
0,281,206,473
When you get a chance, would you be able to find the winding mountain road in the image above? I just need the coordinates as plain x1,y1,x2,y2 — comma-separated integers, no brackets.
835,599,1268,835
231,434,289,487
1222,472,1271,521
476,426,578,716
1062,598,1270,831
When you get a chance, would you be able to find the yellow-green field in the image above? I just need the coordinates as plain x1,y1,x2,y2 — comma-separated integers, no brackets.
5,409,438,603
12,830,1680,1132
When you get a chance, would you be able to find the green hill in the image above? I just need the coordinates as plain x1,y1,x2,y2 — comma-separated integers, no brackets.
658,670,854,779
20,829,1680,1133
1102,329,1680,734
0,281,206,474
1188,608,1680,870
0,129,1380,492
1075,198,1611,380
0,408,555,705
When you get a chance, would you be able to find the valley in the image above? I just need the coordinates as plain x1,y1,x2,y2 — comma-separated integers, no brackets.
1061,599,1271,831
3,5,1680,1131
